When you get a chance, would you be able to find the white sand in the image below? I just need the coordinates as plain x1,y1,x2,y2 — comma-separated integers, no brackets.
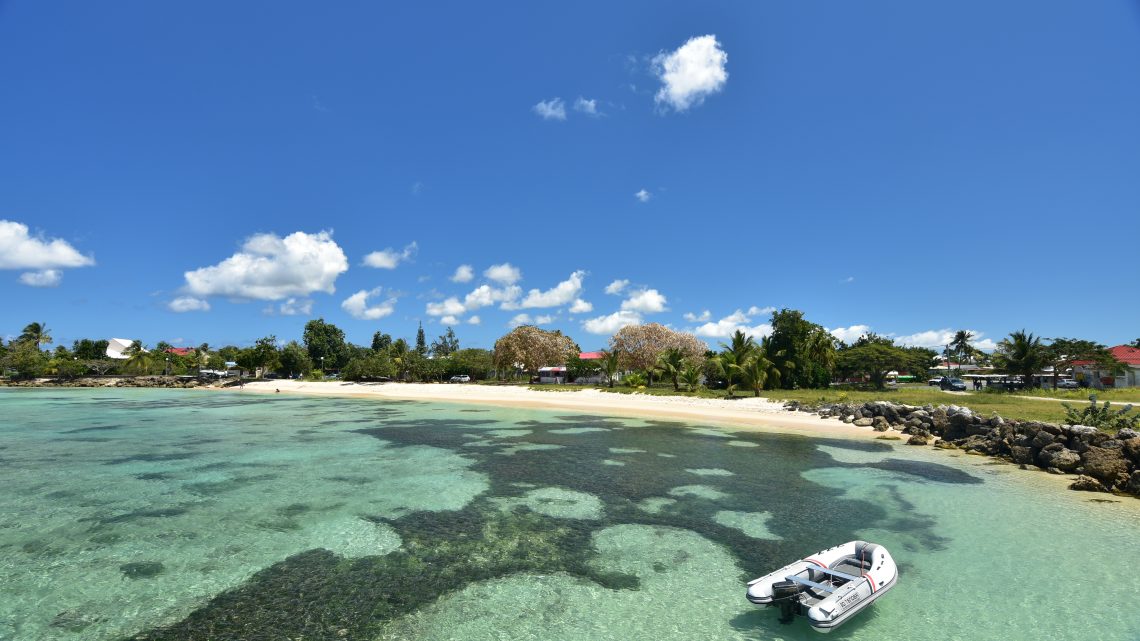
237,381,875,439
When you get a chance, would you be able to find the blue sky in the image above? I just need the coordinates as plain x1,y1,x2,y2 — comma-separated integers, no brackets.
2,1,1138,352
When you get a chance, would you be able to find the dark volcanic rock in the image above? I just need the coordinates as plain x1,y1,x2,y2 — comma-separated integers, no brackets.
1069,475,1108,493
1080,447,1129,487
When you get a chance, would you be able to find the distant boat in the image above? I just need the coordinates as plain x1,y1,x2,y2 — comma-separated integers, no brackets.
746,540,898,633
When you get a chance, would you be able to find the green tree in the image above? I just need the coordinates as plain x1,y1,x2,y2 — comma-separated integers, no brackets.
72,339,109,360
342,352,396,381
431,327,460,358
656,348,687,392
950,330,974,375
124,341,156,375
415,322,427,355
277,341,313,378
711,352,740,397
805,328,838,376
4,339,48,379
994,330,1046,389
836,342,913,389
1044,338,1116,389
765,309,830,388
680,364,702,392
249,335,280,377
303,318,349,369
449,348,494,380
599,350,621,389
19,322,52,347
371,332,392,353
733,356,772,397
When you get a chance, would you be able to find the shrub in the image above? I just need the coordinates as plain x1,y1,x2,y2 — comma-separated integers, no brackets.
1061,396,1139,431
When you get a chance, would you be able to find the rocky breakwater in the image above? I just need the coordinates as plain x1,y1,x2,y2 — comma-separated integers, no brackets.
2,376,205,389
784,400,1140,498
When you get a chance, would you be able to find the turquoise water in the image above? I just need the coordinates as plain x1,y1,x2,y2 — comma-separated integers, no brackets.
0,389,1137,641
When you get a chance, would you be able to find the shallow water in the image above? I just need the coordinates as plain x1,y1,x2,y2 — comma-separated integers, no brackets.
0,388,1137,641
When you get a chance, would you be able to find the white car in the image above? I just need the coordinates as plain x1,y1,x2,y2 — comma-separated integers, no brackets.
449,375,471,383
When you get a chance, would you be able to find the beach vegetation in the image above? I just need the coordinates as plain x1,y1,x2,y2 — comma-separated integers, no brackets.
276,341,313,378
18,321,52,347
599,350,621,389
430,326,460,358
993,330,1046,388
415,321,428,355
656,348,687,391
765,309,832,388
1061,396,1139,431
609,323,705,386
371,331,392,352
2,338,48,379
123,341,157,374
623,372,647,388
341,352,396,381
303,318,350,370
680,363,702,392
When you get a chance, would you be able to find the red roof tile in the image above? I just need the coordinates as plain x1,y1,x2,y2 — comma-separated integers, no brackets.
1072,345,1140,367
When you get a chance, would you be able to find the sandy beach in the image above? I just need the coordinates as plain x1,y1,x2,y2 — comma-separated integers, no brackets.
240,380,875,439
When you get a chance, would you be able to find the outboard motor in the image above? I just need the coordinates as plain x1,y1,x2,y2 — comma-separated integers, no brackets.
771,579,802,624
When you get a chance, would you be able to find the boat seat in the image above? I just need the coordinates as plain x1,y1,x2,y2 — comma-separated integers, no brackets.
813,567,860,582
785,575,836,593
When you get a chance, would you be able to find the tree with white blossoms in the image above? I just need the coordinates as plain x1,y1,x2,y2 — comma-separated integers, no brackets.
493,325,578,377
609,323,707,384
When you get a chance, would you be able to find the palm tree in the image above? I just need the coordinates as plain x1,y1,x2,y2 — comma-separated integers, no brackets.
720,330,757,364
805,329,837,375
680,364,702,392
950,330,974,375
124,341,155,375
599,350,621,389
656,348,686,391
19,322,52,346
712,352,739,398
994,330,1044,389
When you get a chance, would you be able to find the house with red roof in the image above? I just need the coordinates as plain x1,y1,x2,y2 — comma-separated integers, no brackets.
164,347,196,357
1071,345,1140,388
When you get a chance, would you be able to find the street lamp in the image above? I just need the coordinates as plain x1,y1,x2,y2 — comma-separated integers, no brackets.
165,356,170,376
320,356,325,376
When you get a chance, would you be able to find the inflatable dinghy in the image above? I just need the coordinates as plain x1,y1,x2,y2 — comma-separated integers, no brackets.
746,540,897,633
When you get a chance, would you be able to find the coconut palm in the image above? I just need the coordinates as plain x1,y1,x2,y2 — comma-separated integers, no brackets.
680,364,702,392
720,330,757,363
712,352,739,398
19,322,52,346
994,330,1044,389
599,349,621,389
805,328,837,372
656,348,686,391
124,341,155,375
950,330,974,374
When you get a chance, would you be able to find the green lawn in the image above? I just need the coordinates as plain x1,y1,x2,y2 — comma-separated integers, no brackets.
522,382,1139,425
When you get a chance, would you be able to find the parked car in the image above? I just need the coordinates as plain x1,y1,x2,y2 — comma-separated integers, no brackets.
927,376,944,386
941,378,967,391
449,375,471,383
1057,379,1080,389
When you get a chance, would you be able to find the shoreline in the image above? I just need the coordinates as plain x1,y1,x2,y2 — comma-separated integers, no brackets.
236,380,877,440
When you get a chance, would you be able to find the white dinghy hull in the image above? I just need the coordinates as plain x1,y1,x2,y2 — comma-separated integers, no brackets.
746,540,897,633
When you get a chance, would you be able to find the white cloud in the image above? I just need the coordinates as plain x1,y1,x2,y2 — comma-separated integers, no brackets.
19,269,62,287
426,297,467,317
1,220,93,288
829,324,871,344
653,34,728,112
583,310,642,335
168,296,210,313
440,315,461,326
535,314,555,325
692,309,772,339
683,310,711,322
604,279,629,295
341,288,397,320
278,298,313,316
184,230,348,300
509,313,533,327
621,288,667,313
569,298,593,314
484,263,522,285
635,189,651,203
747,306,776,316
450,264,474,283
467,315,481,325
574,97,599,116
362,241,418,269
519,270,585,308
892,328,995,351
842,276,855,284
533,98,567,121
465,284,522,309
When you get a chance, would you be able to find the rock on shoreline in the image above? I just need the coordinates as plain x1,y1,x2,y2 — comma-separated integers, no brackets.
785,399,1140,498
1,376,207,389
